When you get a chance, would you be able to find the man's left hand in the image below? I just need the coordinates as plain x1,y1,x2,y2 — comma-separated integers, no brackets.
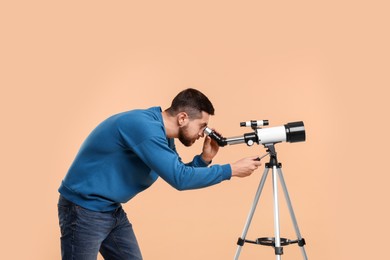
201,135,220,163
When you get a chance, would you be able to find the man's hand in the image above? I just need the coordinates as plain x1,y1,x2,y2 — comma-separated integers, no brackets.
231,156,262,178
201,136,219,163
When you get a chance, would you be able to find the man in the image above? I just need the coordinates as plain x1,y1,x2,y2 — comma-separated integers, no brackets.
58,88,262,259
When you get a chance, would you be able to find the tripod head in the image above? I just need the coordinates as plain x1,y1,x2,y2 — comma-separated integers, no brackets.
204,120,306,147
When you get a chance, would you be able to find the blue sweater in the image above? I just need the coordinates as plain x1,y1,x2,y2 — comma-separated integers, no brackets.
59,106,232,212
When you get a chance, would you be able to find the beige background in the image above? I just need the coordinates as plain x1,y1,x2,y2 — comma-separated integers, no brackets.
1,1,389,259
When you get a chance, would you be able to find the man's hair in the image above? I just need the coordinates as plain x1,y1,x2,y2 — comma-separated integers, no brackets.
165,88,215,119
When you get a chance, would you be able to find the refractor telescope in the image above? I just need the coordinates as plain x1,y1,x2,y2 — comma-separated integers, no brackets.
205,120,308,259
204,120,306,147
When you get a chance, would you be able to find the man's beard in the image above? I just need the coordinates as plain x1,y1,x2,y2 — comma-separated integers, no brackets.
178,125,195,147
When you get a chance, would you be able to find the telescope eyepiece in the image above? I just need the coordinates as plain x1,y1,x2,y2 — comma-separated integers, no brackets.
204,127,228,147
204,127,213,136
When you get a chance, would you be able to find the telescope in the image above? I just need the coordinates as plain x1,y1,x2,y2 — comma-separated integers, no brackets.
206,120,309,259
204,120,305,147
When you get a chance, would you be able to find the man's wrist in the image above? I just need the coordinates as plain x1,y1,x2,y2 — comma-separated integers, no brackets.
200,153,212,164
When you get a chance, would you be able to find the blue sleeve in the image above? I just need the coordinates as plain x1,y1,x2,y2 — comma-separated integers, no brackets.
168,138,210,167
132,136,232,191
188,155,210,167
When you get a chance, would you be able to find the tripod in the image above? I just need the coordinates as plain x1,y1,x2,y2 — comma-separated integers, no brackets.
234,144,308,260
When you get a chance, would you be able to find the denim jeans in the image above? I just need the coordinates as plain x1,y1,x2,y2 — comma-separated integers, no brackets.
58,195,143,260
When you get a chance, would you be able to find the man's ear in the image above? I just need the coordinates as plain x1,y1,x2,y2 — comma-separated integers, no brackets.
177,112,189,127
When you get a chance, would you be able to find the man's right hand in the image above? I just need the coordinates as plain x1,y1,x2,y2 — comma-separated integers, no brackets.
231,156,262,178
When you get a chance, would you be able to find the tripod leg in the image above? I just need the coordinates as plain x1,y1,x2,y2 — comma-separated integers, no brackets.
278,168,308,260
272,166,282,260
234,167,270,260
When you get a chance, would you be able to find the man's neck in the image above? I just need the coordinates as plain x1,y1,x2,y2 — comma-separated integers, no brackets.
161,111,178,139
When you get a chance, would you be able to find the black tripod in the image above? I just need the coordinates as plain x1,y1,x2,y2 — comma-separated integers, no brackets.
234,144,308,260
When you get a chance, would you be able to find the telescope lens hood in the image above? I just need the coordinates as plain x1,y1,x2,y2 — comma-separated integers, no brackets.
285,121,306,143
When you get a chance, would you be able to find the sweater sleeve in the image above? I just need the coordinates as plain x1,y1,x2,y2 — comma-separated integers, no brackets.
132,136,232,191
168,138,210,167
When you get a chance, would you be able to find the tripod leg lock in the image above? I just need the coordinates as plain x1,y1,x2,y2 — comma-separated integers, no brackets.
298,238,306,247
237,237,245,246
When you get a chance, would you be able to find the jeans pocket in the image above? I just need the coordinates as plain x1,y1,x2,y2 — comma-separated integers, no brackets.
75,205,115,228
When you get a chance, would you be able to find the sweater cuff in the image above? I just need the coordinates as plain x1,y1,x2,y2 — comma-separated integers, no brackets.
193,154,211,167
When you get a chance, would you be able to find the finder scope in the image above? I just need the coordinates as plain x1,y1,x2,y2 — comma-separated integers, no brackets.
204,121,305,147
